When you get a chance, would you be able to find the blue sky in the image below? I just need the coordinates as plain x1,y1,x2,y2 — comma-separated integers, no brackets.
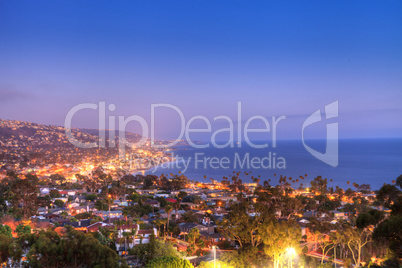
0,0,401,140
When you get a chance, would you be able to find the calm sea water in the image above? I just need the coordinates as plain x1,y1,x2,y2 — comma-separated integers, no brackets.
145,139,402,190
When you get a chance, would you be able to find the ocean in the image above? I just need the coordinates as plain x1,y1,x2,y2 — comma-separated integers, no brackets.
145,138,402,190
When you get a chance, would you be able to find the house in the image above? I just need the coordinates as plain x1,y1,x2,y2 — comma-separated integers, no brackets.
114,226,157,255
40,187,50,195
154,193,169,198
87,221,112,232
303,211,317,218
59,190,68,196
144,199,160,208
200,231,225,244
157,209,177,219
166,198,177,203
72,195,87,203
179,222,212,234
37,207,49,215
53,197,68,203
115,224,138,238
103,217,126,224
61,219,92,231
174,210,186,219
33,220,53,231
202,217,213,225
43,213,60,220
49,207,68,215
210,196,237,203
179,222,198,233
196,224,213,233
297,219,310,237
69,202,80,208
52,218,70,226
213,207,228,217
179,222,221,244
71,206,89,215
113,200,128,207
67,190,79,196
59,190,77,196
181,202,201,210
136,229,156,244
94,210,123,219
331,210,346,220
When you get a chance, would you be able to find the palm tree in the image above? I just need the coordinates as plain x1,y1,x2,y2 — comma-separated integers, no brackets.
165,205,173,239
173,199,182,221
60,211,68,219
154,219,165,237
123,210,129,223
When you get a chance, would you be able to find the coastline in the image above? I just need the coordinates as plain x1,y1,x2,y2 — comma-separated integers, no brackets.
130,139,402,191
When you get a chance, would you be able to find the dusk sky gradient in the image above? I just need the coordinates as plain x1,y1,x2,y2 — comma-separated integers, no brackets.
1,0,401,140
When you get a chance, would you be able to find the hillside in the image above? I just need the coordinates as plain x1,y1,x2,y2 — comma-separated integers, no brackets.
0,119,147,169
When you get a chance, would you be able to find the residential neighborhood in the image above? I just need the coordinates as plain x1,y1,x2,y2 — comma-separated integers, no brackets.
1,159,401,267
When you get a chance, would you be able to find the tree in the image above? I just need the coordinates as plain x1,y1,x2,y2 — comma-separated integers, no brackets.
282,196,304,219
395,174,402,189
147,256,193,268
124,204,153,217
7,175,39,218
143,176,155,189
95,199,109,211
182,195,202,204
86,193,97,202
356,209,384,229
345,188,355,199
310,176,328,195
16,224,31,237
390,195,402,216
218,201,271,249
186,228,204,256
129,192,141,203
316,230,345,265
220,247,266,268
0,234,13,264
49,174,66,184
377,184,400,208
75,212,92,220
54,199,64,208
357,184,372,194
373,215,402,258
49,189,60,198
260,220,301,268
129,235,181,265
155,196,167,208
198,260,233,268
178,191,188,200
153,219,166,237
335,186,344,199
27,227,119,267
344,227,372,267
170,175,189,191
182,211,197,223
165,204,173,236
0,224,12,238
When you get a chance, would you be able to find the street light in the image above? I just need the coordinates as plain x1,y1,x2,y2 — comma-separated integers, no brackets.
108,194,112,224
286,248,296,268
212,245,216,268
